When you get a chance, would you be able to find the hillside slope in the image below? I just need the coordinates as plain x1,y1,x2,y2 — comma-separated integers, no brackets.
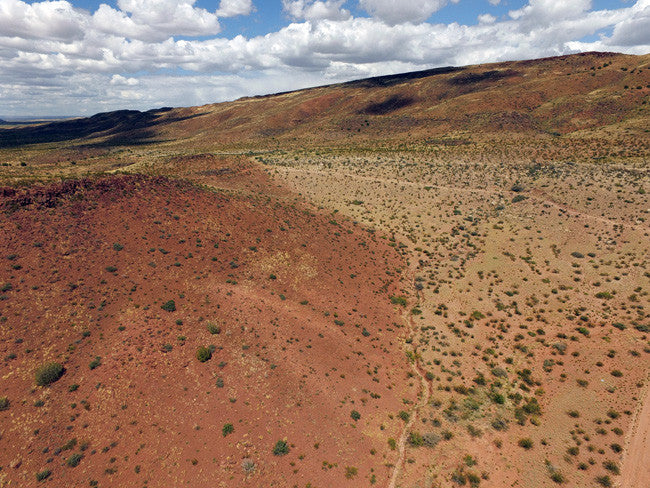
0,174,416,487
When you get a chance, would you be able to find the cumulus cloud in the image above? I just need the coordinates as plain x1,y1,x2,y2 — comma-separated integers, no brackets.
283,0,350,21
92,0,222,41
217,0,254,17
358,0,452,25
0,0,86,41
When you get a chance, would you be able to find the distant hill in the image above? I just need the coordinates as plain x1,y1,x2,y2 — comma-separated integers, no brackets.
1,51,648,149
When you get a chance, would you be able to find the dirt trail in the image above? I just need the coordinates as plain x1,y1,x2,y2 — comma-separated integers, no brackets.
619,375,650,488
388,288,431,488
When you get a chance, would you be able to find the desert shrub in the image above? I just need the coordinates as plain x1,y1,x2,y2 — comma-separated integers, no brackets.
88,357,101,370
595,475,612,487
550,471,566,483
491,392,505,404
35,362,64,386
345,466,358,479
387,438,397,450
595,291,613,300
610,370,623,377
272,439,289,456
206,323,221,334
161,300,176,311
112,243,123,251
602,460,619,475
571,252,584,259
350,410,361,421
408,431,424,446
512,194,528,203
422,432,441,447
35,469,51,481
222,423,234,437
398,410,410,422
0,396,9,411
610,443,622,453
518,438,533,449
390,295,407,306
241,458,255,474
491,417,509,431
66,453,82,467
196,347,212,362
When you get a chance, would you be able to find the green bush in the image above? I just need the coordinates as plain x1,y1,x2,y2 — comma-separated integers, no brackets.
66,453,82,467
350,410,361,421
408,431,424,447
222,423,234,437
0,396,9,411
206,323,221,334
89,357,101,370
390,295,407,306
196,346,212,362
161,300,176,312
35,362,64,386
272,439,289,456
35,469,51,481
518,438,533,449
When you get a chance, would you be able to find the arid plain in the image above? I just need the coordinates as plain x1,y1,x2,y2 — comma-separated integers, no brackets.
0,51,648,487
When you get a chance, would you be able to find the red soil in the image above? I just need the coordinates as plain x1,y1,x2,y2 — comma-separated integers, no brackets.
0,174,416,487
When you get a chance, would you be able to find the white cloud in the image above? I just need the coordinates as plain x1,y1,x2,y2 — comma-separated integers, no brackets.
110,74,139,85
0,0,87,41
358,0,449,25
283,0,350,21
217,0,254,17
478,13,496,24
92,0,222,42
509,0,591,23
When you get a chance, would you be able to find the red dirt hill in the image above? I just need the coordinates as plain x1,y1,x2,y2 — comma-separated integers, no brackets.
0,174,416,487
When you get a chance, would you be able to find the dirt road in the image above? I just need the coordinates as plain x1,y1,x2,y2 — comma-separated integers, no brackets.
620,376,650,487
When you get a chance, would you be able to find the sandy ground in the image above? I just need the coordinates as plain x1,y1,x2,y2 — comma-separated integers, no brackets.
620,377,650,488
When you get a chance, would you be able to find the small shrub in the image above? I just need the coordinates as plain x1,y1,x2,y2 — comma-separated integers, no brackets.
36,469,51,481
345,466,358,479
88,357,101,370
272,439,289,456
66,453,82,467
35,362,64,386
0,396,9,411
602,460,619,475
518,438,533,449
161,300,176,312
222,423,234,437
206,323,221,334
387,438,397,450
550,471,566,484
408,431,424,446
350,410,361,421
390,296,407,306
398,410,410,422
595,475,612,487
196,347,212,363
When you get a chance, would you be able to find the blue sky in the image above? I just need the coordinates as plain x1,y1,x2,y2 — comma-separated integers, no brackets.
1,0,648,116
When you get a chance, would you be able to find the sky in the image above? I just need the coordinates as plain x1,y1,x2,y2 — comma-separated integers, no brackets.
0,0,648,117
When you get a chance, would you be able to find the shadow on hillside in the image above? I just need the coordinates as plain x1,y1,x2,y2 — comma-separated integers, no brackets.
346,66,464,88
0,108,203,148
